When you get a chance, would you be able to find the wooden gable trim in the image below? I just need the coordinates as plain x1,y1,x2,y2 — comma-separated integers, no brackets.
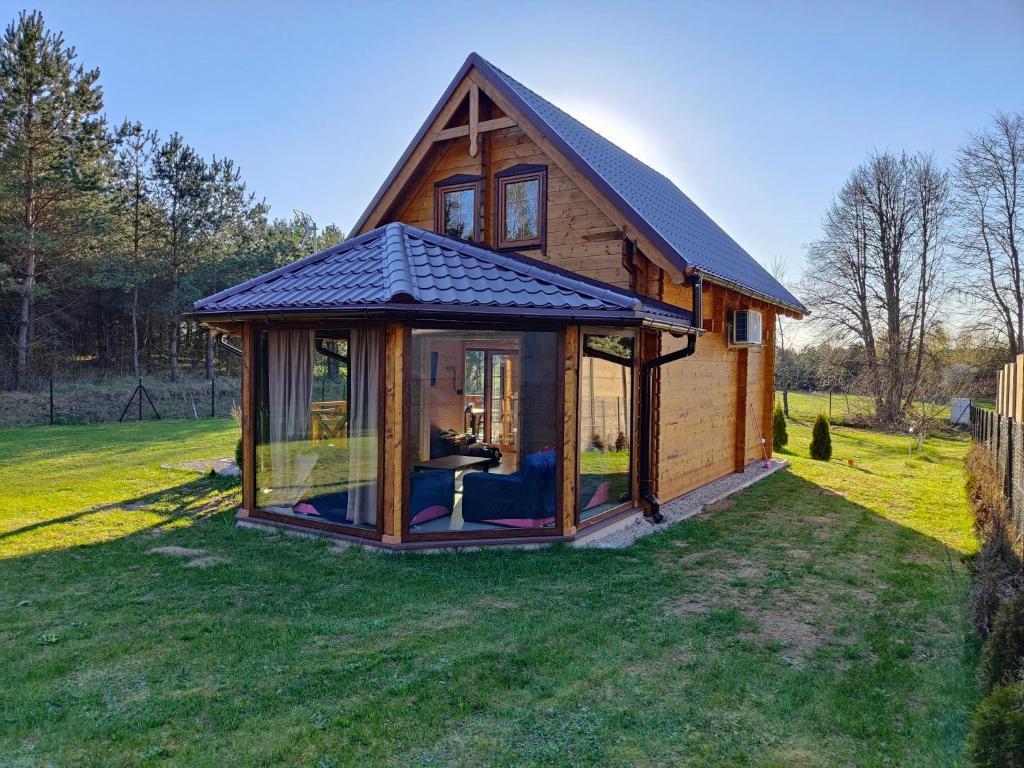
356,78,474,237
353,63,805,317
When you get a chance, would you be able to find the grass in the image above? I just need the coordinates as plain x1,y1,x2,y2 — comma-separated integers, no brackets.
0,415,979,766
779,390,953,426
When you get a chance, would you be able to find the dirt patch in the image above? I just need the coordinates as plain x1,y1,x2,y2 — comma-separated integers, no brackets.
728,558,764,580
663,596,712,617
123,502,151,511
743,605,830,655
805,515,835,524
901,551,939,566
183,555,231,568
477,598,520,611
149,546,207,558
702,498,735,514
783,546,812,561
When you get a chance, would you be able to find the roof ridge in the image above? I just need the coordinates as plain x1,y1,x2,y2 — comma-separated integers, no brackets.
382,222,417,300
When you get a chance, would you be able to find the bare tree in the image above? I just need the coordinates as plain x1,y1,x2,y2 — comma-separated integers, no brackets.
770,254,796,416
955,112,1023,360
802,152,950,426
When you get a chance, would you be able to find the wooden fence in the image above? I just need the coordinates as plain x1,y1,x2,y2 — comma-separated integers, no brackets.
974,354,1024,543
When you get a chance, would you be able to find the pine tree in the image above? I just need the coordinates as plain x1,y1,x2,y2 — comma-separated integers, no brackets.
0,10,106,389
772,403,788,451
112,120,158,378
810,413,832,461
151,134,213,382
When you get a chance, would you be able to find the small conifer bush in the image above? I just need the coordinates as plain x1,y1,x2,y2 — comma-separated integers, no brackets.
235,436,244,471
980,589,1024,692
809,413,832,461
772,403,788,451
967,681,1024,767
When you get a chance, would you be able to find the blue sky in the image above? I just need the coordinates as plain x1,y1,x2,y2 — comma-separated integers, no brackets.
23,0,1024,291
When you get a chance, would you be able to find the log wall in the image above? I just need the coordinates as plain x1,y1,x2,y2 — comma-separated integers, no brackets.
396,126,630,289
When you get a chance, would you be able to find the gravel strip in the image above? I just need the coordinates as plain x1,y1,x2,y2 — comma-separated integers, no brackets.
581,458,789,549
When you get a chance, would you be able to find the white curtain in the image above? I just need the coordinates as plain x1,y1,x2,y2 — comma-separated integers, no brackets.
265,329,315,507
346,328,380,525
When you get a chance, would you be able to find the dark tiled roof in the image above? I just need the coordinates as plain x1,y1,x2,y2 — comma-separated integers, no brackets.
193,223,697,332
352,53,804,313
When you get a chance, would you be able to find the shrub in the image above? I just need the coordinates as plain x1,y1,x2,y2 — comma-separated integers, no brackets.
591,433,605,452
981,590,1024,693
967,681,1024,767
970,514,1024,637
965,444,1008,536
772,403,788,451
614,431,627,453
235,436,244,471
809,413,832,461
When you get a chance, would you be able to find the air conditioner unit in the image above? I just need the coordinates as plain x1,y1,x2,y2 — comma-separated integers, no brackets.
730,309,762,347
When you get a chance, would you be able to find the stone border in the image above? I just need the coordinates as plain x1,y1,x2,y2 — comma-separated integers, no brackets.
578,458,790,549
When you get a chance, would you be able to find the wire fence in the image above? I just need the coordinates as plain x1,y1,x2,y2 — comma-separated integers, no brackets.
0,376,241,428
971,405,1024,544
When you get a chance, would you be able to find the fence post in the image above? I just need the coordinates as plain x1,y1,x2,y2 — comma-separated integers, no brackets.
1007,416,1015,517
49,377,54,425
211,376,216,418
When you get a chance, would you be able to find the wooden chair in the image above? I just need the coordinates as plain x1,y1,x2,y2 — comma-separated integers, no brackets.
311,401,348,443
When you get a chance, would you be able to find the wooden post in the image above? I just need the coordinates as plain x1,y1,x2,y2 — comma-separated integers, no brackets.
561,326,580,536
762,312,776,459
382,322,406,543
240,323,256,516
734,345,749,473
1016,355,1024,423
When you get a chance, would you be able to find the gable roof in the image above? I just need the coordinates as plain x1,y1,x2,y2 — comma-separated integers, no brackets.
193,222,697,333
351,53,804,314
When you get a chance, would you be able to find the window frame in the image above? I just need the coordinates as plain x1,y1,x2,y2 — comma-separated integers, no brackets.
250,322,386,541
575,328,638,529
494,164,547,251
402,322,567,543
434,174,482,243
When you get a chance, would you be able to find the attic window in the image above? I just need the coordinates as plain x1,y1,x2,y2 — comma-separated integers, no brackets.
496,165,546,250
434,175,481,242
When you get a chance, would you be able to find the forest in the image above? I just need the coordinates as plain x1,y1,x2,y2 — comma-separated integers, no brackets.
0,10,344,392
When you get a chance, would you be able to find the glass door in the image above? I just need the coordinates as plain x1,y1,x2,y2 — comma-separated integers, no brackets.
488,352,519,448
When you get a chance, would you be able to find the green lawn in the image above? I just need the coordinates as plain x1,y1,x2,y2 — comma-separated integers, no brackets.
0,415,978,766
779,389,953,426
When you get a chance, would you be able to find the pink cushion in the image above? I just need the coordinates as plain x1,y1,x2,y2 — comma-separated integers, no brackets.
410,504,450,526
583,481,611,511
483,517,556,529
292,502,321,516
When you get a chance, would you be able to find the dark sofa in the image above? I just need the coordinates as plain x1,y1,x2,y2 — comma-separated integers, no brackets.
461,450,557,525
295,470,454,526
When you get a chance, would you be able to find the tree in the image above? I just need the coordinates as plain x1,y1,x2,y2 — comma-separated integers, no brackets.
802,152,950,426
0,10,106,389
151,133,213,382
809,413,832,460
770,254,797,416
772,403,788,451
111,121,158,378
955,112,1023,360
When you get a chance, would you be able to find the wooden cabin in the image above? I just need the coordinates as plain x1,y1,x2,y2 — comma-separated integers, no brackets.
193,53,805,549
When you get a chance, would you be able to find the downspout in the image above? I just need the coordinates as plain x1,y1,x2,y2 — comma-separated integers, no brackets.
639,274,702,522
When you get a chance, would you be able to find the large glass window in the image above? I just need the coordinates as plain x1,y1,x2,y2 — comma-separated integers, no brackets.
496,167,545,249
408,328,560,535
578,332,634,523
254,328,380,533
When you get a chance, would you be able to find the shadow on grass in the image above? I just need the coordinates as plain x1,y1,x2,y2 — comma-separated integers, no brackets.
0,457,979,766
